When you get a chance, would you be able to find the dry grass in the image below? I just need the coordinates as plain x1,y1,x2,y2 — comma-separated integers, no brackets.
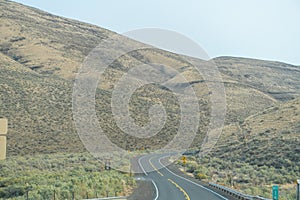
213,97,300,169
0,0,300,173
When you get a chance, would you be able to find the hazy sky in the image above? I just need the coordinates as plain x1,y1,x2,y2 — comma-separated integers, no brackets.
13,0,300,65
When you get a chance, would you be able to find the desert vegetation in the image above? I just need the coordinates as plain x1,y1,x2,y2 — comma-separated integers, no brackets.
0,153,135,199
179,156,298,200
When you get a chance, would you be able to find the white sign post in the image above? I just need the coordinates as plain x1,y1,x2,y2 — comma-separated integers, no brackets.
297,180,300,200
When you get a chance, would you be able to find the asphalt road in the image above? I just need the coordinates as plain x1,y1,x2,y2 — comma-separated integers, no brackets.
138,154,228,200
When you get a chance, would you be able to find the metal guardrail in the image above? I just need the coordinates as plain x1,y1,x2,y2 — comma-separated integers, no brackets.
209,182,271,200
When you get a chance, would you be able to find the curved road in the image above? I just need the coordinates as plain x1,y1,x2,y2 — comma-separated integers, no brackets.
138,154,228,200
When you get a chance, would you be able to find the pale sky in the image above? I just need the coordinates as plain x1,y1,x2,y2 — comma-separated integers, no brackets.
13,0,300,65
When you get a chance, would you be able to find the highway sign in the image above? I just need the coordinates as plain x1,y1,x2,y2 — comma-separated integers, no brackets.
0,118,7,160
272,185,279,200
0,118,7,135
182,156,187,164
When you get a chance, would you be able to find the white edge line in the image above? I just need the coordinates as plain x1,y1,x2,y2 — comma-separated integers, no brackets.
158,156,228,200
138,155,148,176
151,180,159,200
84,196,128,200
138,155,159,200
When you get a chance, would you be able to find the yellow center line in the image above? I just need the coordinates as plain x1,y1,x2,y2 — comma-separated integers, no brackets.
168,179,191,200
149,157,164,177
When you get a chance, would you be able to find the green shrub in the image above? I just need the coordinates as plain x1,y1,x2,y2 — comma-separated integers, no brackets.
195,173,208,180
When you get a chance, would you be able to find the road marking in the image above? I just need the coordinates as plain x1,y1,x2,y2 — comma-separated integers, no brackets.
151,180,159,200
149,157,164,177
138,156,148,176
159,155,228,200
140,154,227,200
168,178,191,200
138,155,159,200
